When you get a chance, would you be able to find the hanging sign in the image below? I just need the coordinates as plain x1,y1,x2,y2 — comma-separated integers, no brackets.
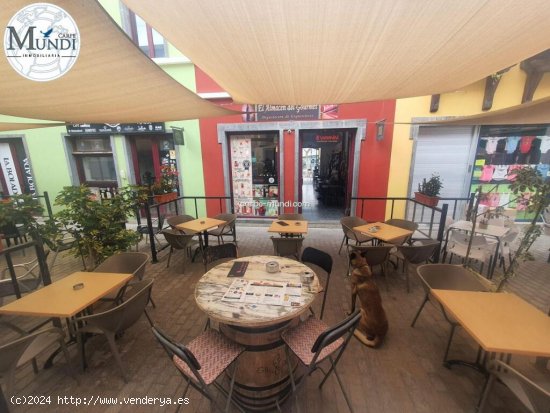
66,123,165,134
0,143,22,195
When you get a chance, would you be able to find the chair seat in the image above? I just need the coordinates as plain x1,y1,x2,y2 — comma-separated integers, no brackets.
281,317,344,366
173,329,244,385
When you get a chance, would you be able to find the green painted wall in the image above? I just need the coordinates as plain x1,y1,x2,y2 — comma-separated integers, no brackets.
1,1,207,217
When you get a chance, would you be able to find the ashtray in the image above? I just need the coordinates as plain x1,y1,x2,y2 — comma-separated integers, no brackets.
266,261,280,273
369,226,380,233
72,283,84,290
300,271,314,284
200,220,205,224
295,222,301,225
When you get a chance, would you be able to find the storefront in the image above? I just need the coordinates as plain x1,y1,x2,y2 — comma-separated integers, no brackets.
198,86,396,221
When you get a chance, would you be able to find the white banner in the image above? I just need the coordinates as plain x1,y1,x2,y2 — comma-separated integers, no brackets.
0,142,22,195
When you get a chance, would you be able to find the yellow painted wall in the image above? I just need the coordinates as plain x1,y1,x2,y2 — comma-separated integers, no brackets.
387,66,550,217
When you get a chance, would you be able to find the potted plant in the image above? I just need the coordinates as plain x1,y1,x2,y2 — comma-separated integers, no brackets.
152,165,179,204
53,185,145,269
415,174,443,207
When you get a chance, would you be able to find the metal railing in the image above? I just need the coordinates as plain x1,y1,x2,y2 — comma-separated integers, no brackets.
0,191,54,221
0,239,51,298
351,195,475,262
141,195,234,263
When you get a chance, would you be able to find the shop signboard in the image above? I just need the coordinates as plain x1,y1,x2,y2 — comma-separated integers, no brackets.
0,142,22,195
242,104,339,122
66,123,165,135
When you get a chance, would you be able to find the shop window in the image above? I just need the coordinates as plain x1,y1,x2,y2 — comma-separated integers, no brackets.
72,137,117,187
127,10,167,58
230,133,279,217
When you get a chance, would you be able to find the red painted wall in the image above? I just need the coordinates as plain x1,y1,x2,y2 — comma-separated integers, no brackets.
196,68,396,220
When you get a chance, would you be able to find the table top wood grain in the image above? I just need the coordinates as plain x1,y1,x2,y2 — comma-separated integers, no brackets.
354,222,413,243
0,272,132,318
432,290,550,357
176,217,226,233
195,255,319,328
268,220,308,235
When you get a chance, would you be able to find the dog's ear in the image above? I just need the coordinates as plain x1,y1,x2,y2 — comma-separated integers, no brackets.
360,251,368,259
349,252,357,261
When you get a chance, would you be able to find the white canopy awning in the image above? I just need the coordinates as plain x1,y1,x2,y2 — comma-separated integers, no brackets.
124,0,550,105
0,0,236,123
0,122,65,132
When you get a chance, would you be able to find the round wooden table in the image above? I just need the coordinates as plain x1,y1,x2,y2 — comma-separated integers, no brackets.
195,255,320,411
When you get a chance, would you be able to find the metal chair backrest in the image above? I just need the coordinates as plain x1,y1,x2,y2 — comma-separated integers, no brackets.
309,309,361,366
205,243,238,267
0,332,37,373
162,229,195,250
278,213,304,221
94,252,149,280
151,325,205,386
0,255,44,299
396,240,440,264
301,247,332,275
166,215,195,229
385,218,418,232
76,279,153,333
416,264,493,294
349,244,393,267
340,216,367,240
271,237,304,258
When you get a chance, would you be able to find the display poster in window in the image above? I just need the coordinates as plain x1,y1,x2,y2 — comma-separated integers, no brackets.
231,135,279,217
470,134,550,222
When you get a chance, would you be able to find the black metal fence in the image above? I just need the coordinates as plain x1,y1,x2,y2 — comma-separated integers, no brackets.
351,195,474,262
141,195,234,263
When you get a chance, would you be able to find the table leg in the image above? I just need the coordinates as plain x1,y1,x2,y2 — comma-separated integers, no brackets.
487,238,501,279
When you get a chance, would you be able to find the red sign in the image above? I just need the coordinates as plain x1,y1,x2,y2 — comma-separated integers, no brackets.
315,135,340,143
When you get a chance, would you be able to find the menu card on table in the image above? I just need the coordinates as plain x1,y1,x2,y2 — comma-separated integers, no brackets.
221,279,304,307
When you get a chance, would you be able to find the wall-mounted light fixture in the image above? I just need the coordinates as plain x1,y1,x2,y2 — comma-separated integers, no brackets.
375,119,386,141
171,127,185,145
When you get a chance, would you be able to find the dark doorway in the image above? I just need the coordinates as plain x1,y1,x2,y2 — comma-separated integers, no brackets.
299,129,355,221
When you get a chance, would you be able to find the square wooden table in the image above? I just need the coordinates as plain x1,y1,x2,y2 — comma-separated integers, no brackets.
354,222,413,243
268,220,308,235
431,290,550,357
176,217,226,248
0,272,132,318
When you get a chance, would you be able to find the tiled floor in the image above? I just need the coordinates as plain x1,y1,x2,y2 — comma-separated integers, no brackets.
301,182,345,221
1,224,549,413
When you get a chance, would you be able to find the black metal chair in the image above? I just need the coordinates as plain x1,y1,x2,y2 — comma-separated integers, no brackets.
271,236,304,260
151,325,245,413
301,247,332,319
204,243,238,272
162,229,195,272
281,310,361,413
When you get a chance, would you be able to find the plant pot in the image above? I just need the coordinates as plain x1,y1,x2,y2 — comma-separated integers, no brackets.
154,193,177,204
414,192,440,207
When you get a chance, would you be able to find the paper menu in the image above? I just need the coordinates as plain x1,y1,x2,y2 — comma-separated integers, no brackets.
221,279,304,307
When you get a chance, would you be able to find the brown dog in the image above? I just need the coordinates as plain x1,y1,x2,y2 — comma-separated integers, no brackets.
349,251,388,348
